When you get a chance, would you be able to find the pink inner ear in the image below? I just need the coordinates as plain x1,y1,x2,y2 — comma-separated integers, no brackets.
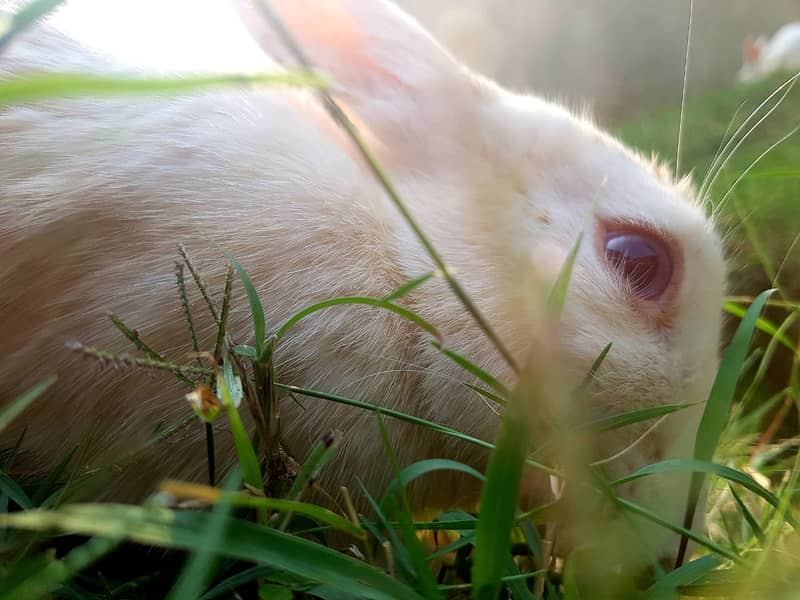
269,2,364,62
269,1,408,93
743,37,761,64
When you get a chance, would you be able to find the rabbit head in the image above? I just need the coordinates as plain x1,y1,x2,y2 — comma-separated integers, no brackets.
233,0,726,566
738,34,769,82
0,0,727,570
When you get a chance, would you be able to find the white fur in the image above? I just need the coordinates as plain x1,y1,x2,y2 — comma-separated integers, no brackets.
738,22,800,83
0,0,725,567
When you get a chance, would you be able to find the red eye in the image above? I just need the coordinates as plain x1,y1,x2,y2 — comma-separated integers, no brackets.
604,230,674,301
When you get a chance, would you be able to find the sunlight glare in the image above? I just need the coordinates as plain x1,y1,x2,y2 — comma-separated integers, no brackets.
49,0,270,73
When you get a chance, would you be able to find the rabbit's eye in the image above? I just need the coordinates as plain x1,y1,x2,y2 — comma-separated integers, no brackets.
604,230,673,300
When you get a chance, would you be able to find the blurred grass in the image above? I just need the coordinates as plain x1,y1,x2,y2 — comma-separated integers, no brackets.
616,72,800,301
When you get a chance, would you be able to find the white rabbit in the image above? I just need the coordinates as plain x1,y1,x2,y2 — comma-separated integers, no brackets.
738,22,800,83
0,0,725,567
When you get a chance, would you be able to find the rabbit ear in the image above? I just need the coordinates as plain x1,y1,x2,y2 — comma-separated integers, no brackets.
232,0,476,160
743,35,763,65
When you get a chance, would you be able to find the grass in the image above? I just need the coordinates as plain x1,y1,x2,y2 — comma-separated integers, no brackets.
1,2,799,599
617,73,800,301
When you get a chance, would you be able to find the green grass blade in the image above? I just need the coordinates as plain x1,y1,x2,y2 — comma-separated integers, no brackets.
574,342,613,396
0,504,421,600
285,434,339,502
277,382,493,449
739,308,798,409
382,272,437,302
30,446,76,508
232,344,258,358
218,356,262,490
0,536,118,600
686,287,774,482
647,553,724,600
615,497,741,563
0,468,32,509
739,347,765,383
217,246,267,357
357,478,416,585
374,416,443,599
0,72,323,107
426,533,474,561
167,470,242,600
0,0,64,54
380,510,558,533
584,403,695,432
502,555,536,600
160,481,365,538
433,509,477,527
198,566,279,600
306,585,372,600
380,459,485,515
431,342,510,398
428,510,478,560
0,375,56,433
723,301,797,355
609,458,784,517
275,296,442,345
221,494,362,537
727,387,786,438
534,397,687,464
547,230,584,318
387,518,480,532
258,583,293,599
676,288,775,563
275,383,560,478
438,571,544,594
0,553,55,600
728,484,764,543
274,434,340,532
0,428,27,470
518,517,544,569
471,405,530,600
464,383,507,407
